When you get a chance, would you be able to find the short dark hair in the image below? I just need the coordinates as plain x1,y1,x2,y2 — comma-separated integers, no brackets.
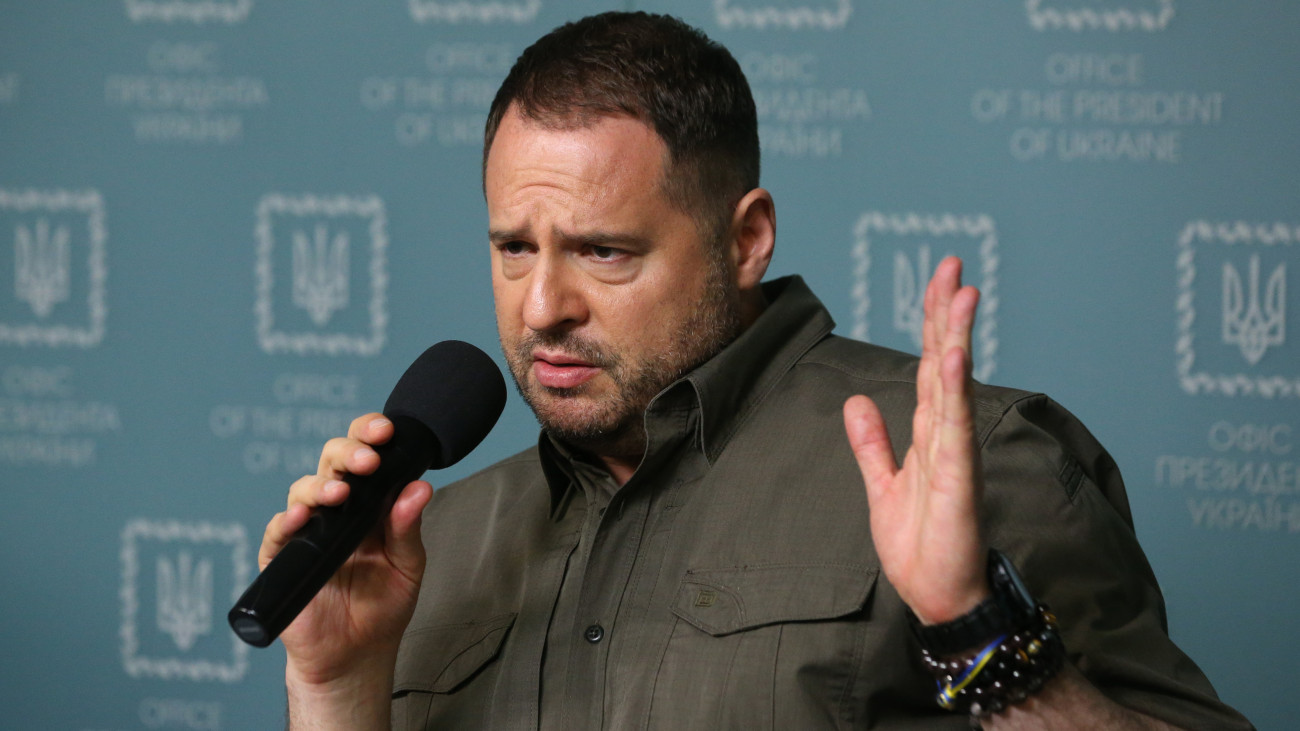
483,12,760,242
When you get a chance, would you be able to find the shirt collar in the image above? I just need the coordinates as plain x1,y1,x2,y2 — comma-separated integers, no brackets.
537,275,836,513
680,275,835,462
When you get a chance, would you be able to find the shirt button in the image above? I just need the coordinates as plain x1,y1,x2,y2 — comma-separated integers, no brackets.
584,624,604,644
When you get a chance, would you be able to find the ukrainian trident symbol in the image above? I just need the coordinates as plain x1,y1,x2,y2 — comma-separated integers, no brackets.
292,223,350,327
14,217,71,319
893,244,932,348
156,551,213,651
1222,254,1286,366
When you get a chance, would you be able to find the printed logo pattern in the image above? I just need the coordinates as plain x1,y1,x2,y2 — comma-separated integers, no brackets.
15,218,71,319
408,0,540,23
715,0,853,31
0,189,107,348
852,212,1000,382
1222,255,1285,366
292,224,351,327
1026,0,1175,32
255,193,388,357
1176,221,1297,398
124,0,253,23
120,519,249,682
156,551,213,651
892,244,932,349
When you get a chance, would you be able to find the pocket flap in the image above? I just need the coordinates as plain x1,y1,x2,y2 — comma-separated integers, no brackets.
393,612,516,694
672,564,878,637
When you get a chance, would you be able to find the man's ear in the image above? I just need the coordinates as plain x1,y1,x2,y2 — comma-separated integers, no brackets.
728,188,776,291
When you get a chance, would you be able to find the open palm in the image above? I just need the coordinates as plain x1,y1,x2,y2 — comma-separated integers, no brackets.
843,256,990,625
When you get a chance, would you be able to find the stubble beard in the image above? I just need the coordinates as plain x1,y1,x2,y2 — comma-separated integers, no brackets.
503,251,742,460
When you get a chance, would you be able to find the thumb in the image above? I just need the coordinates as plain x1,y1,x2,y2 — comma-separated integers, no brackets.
384,480,432,582
843,395,898,500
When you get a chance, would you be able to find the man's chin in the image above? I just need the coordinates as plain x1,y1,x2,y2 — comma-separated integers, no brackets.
528,395,642,452
532,400,617,438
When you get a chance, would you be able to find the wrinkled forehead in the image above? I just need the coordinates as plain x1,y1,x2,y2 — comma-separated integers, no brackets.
485,110,670,194
485,103,671,178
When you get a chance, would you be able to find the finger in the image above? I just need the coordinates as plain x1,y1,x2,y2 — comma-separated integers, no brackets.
843,395,899,502
933,285,979,471
932,344,979,496
924,257,962,355
916,258,963,463
938,345,974,434
317,436,380,479
922,258,955,356
286,472,351,511
942,285,980,368
383,481,433,583
259,505,309,569
347,413,393,445
920,258,962,420
934,280,979,444
917,272,938,413
914,350,935,439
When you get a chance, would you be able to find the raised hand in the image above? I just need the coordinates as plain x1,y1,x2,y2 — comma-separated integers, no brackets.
843,256,990,624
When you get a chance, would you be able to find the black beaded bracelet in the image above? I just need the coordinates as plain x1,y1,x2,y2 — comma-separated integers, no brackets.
919,604,1066,719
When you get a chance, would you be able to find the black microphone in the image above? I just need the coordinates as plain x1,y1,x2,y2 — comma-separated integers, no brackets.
227,340,507,647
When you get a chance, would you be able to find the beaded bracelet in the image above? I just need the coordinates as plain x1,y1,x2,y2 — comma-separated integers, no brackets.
919,604,1066,718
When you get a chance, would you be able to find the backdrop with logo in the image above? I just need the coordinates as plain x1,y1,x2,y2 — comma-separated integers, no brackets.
1,1,1295,728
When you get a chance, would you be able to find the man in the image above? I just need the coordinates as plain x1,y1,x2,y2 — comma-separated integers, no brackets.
261,12,1251,730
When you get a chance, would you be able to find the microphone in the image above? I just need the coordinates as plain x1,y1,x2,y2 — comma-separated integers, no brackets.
227,340,507,648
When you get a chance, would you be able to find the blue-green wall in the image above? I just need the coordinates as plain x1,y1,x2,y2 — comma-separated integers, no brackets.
1,2,1294,728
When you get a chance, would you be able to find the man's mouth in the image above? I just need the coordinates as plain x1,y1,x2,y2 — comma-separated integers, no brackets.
531,350,602,389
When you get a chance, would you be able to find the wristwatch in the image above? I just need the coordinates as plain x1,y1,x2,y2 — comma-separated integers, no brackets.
908,549,1039,657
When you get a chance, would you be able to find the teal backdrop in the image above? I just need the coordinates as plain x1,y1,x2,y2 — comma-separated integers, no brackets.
1,1,1296,728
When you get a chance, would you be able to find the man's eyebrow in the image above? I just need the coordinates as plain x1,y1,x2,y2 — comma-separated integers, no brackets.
569,230,652,249
488,227,528,244
488,226,652,249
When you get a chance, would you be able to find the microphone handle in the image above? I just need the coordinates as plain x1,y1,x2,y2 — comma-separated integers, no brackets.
228,415,437,647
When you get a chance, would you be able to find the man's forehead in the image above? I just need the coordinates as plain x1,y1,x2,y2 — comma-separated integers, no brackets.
485,110,672,213
488,107,665,171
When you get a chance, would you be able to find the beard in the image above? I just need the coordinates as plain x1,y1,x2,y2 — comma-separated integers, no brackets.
503,250,742,459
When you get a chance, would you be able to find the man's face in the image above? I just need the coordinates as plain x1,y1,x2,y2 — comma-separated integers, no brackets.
485,109,740,457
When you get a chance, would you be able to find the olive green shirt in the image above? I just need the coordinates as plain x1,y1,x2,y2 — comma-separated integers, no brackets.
392,276,1250,730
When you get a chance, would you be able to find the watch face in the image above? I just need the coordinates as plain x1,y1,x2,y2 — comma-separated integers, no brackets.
992,550,1038,617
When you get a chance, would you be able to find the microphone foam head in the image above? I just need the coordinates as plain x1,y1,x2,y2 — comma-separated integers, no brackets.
384,340,507,469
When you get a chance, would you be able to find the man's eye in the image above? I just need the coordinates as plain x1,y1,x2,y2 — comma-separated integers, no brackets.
590,245,620,260
501,241,529,256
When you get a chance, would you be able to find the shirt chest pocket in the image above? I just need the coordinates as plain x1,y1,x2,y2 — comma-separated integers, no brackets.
647,564,878,731
391,612,516,728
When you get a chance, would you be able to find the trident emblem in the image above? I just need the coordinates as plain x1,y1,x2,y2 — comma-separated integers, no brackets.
1222,254,1286,366
14,218,71,319
156,551,213,651
292,223,350,327
893,244,931,348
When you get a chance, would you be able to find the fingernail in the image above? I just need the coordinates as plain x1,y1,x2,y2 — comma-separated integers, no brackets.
353,446,376,463
324,479,346,497
370,417,391,430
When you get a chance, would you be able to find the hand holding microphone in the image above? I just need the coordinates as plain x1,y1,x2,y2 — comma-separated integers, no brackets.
232,341,506,672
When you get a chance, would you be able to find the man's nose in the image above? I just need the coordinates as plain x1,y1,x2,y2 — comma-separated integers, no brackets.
523,251,588,333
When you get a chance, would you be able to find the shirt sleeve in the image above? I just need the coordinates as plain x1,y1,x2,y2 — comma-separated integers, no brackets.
975,393,1254,731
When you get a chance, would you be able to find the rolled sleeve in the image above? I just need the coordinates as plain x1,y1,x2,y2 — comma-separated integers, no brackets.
977,394,1253,730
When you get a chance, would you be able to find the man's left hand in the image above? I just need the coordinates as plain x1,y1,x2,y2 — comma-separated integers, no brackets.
842,255,990,625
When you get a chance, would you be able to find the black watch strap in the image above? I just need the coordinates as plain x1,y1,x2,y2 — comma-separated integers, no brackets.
908,549,1036,657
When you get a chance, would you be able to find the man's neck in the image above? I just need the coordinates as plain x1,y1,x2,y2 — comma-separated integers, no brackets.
559,430,646,488
599,455,639,486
